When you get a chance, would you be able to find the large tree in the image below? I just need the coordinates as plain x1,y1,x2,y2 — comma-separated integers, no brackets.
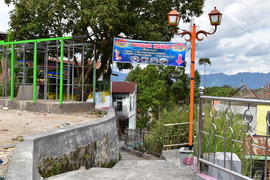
5,0,204,74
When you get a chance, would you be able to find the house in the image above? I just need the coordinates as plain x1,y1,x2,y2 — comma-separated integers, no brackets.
232,83,270,100
244,135,270,179
231,83,270,136
112,82,137,132
233,83,270,178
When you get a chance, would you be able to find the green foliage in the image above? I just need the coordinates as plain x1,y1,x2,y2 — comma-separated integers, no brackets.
126,65,191,128
144,105,196,154
205,85,235,97
199,57,211,88
200,104,252,176
198,57,211,66
100,159,118,168
5,0,205,75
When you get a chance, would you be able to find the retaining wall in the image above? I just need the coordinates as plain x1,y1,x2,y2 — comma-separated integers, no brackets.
6,108,119,180
0,99,95,114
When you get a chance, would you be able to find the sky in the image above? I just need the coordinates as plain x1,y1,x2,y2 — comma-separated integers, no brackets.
173,0,270,75
0,1,13,33
0,0,269,75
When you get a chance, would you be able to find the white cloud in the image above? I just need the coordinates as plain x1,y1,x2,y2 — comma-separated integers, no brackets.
0,1,13,32
174,0,270,75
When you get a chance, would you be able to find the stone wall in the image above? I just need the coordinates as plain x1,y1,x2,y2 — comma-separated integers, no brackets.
6,108,119,180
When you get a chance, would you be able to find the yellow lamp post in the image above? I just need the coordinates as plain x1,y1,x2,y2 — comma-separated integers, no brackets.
167,7,222,148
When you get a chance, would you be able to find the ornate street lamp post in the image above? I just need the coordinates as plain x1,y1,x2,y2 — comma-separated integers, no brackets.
168,7,222,148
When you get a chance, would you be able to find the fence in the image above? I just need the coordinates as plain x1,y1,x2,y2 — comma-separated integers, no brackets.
198,96,270,180
124,124,189,156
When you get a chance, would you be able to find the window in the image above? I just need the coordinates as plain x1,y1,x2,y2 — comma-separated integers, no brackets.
117,101,123,112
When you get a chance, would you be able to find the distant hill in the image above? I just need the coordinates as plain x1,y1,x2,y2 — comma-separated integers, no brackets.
112,71,270,89
201,72,270,89
112,71,128,82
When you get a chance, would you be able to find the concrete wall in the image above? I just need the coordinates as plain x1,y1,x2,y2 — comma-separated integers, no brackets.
112,91,137,129
0,99,94,114
6,108,119,180
216,104,257,131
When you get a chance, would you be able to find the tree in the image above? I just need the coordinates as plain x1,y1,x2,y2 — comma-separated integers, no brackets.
205,85,235,97
126,65,189,128
198,57,211,89
194,69,201,99
5,0,205,100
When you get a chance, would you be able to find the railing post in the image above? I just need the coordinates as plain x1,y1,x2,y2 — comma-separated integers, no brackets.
59,39,64,105
10,44,14,100
264,136,268,180
93,44,96,104
197,96,204,172
33,41,38,103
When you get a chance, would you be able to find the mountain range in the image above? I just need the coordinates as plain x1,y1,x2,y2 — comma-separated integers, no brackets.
201,72,270,89
112,71,270,89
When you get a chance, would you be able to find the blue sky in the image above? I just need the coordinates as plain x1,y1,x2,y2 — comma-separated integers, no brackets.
1,0,269,75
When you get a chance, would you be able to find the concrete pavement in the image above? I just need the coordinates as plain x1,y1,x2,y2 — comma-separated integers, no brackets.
46,149,193,180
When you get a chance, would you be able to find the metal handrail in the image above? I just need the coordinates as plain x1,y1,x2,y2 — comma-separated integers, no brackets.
198,96,270,180
201,95,270,105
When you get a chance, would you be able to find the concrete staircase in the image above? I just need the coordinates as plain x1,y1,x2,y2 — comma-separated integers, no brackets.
46,150,193,180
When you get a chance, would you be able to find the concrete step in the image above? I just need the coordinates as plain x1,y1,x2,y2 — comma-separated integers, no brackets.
119,150,145,161
45,149,193,180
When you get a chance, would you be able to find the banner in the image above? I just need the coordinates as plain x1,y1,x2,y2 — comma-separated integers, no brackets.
112,38,186,67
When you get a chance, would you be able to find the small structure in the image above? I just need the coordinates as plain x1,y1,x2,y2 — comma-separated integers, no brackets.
112,82,137,131
244,135,270,179
0,31,7,41
232,83,270,100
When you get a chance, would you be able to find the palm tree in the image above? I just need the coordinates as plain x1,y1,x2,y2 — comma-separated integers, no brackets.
198,58,211,89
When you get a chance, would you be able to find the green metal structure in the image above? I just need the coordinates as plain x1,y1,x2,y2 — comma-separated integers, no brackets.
0,36,98,104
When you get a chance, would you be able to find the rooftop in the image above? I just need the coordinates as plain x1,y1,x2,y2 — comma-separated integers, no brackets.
112,82,136,94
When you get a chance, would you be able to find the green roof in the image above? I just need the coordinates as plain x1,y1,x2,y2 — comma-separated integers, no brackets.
245,155,270,160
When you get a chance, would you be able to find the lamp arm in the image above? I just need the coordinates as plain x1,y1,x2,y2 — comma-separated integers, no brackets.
177,30,192,42
196,25,218,41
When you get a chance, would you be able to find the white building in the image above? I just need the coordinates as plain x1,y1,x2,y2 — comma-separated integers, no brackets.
112,82,137,131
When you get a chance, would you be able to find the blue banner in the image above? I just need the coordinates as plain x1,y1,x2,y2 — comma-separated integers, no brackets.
112,38,186,67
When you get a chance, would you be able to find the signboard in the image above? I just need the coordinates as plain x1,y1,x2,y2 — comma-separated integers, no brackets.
112,38,186,67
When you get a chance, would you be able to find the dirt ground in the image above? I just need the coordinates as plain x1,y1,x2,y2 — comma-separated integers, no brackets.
0,109,103,146
0,109,104,177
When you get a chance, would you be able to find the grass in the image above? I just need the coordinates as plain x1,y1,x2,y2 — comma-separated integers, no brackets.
144,105,193,155
198,103,253,176
143,102,253,176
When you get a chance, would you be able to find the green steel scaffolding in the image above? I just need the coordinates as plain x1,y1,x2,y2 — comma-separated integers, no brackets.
0,37,98,104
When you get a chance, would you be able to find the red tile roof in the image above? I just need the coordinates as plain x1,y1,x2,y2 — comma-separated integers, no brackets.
244,135,270,156
112,82,136,94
